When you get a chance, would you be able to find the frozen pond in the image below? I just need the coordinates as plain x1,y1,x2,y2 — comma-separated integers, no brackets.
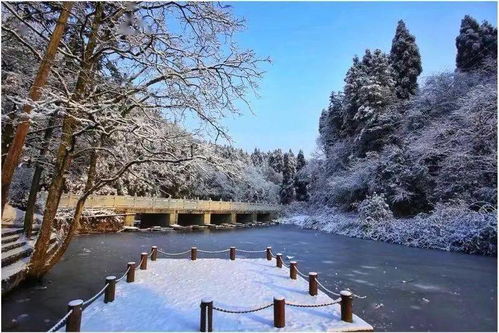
2,224,497,331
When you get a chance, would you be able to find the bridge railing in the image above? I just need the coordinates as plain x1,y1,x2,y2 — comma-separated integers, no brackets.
40,192,280,212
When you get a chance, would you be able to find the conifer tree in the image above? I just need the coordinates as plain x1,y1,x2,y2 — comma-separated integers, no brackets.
390,20,422,99
280,152,296,204
456,15,484,71
269,149,284,173
294,150,309,201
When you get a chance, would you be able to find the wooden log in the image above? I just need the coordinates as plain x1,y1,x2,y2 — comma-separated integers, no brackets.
66,299,83,332
273,297,285,328
340,290,353,323
104,276,116,303
309,272,318,296
127,262,135,283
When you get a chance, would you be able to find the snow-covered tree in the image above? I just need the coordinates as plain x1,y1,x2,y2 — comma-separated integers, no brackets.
456,15,497,72
280,152,296,204
268,148,284,174
390,20,422,99
294,150,309,201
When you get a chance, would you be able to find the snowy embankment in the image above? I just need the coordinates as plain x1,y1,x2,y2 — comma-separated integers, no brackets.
280,204,497,256
80,258,372,332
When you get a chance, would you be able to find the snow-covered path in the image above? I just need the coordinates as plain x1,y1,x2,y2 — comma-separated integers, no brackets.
80,258,372,331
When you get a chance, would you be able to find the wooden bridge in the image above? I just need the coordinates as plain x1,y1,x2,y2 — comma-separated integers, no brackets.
47,193,281,227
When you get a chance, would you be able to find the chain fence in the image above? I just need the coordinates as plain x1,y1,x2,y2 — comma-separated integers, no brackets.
285,298,341,308
157,249,191,256
213,303,273,314
47,309,73,332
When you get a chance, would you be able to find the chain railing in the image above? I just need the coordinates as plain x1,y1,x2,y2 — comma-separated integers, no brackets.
48,245,367,332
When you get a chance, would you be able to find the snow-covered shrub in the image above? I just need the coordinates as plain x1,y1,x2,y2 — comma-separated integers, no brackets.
357,193,393,222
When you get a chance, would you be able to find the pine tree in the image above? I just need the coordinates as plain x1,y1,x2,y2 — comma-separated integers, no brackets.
479,21,498,70
294,150,309,201
268,148,284,173
456,15,483,71
390,20,422,99
280,152,296,204
354,49,396,123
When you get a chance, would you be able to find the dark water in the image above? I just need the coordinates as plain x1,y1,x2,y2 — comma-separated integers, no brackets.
2,225,497,332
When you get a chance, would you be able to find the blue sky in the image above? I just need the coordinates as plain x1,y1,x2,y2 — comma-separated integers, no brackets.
217,1,497,157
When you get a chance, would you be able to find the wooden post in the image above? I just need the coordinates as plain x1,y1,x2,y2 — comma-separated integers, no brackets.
309,272,318,296
276,253,282,268
266,247,272,260
191,247,197,261
273,297,285,328
104,276,116,303
66,299,83,332
127,262,135,283
151,246,158,261
230,247,236,260
340,290,353,323
200,299,213,332
140,252,148,270
289,261,297,280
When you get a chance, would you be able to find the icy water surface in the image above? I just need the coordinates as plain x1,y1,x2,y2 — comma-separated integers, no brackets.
2,225,497,331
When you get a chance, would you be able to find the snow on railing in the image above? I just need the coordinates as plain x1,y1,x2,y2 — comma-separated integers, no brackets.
47,245,365,332
39,191,281,213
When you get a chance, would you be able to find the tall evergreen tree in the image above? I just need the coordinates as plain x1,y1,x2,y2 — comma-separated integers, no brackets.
390,20,422,99
294,150,309,201
456,15,484,71
280,152,296,204
268,148,284,173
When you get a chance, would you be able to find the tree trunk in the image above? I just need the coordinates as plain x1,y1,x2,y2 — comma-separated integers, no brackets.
37,141,101,276
28,4,104,279
1,2,73,212
23,116,57,238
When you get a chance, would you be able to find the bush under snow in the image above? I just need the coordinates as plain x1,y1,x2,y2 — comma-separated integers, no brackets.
282,202,497,256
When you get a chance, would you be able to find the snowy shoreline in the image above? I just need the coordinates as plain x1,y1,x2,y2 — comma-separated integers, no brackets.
280,206,497,256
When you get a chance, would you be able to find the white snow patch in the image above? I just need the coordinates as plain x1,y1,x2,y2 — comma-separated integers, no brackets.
80,259,372,332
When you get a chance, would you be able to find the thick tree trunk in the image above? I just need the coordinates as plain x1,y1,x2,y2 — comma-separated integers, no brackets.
24,116,57,237
28,4,104,279
37,142,100,276
1,2,73,212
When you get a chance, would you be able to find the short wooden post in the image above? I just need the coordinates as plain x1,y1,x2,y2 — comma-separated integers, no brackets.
66,299,83,332
266,247,272,260
140,252,148,270
151,246,158,261
289,261,297,280
273,297,285,328
191,247,197,261
104,276,116,303
200,299,213,332
229,247,236,260
340,290,353,323
126,262,135,283
309,272,318,296
276,253,282,268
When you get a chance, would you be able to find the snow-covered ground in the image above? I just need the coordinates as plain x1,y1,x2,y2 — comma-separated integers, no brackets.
80,258,372,331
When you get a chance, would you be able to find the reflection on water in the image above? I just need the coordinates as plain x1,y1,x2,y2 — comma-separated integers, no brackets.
1,225,497,331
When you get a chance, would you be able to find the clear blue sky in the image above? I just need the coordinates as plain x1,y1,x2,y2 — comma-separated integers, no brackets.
218,1,496,157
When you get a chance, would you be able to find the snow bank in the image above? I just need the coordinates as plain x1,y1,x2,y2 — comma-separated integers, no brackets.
281,204,497,256
80,259,372,332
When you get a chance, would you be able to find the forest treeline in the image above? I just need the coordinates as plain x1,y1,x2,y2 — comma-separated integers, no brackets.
289,16,497,255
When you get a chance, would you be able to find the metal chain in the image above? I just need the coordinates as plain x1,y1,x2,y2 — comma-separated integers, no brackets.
47,309,73,332
237,249,265,253
116,266,131,282
157,249,191,256
213,303,273,314
294,267,308,278
135,257,144,269
316,279,341,297
82,283,109,309
285,299,341,308
197,249,230,254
